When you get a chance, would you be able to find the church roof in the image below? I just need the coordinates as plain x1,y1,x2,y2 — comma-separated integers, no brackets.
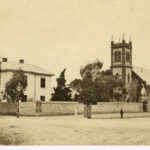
133,67,150,86
0,62,54,77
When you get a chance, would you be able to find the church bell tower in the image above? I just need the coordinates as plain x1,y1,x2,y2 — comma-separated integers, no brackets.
110,35,132,86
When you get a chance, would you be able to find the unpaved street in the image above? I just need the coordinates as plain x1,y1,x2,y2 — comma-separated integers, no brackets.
0,114,150,145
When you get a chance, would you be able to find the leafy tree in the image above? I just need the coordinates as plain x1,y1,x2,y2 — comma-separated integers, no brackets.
78,78,97,118
79,78,97,104
70,59,127,118
70,68,126,103
79,60,103,118
80,59,103,80
94,75,125,102
69,79,82,101
51,68,72,101
101,69,112,76
69,79,82,93
2,69,27,102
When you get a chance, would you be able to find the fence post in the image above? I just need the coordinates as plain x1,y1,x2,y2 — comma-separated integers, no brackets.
36,101,42,116
75,103,77,119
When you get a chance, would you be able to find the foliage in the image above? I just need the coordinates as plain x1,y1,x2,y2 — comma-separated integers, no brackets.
101,69,112,76
2,69,27,102
51,68,72,101
69,79,82,101
71,59,103,104
131,83,143,102
78,78,97,105
80,59,103,80
70,59,128,119
94,76,125,102
70,59,126,103
69,79,82,93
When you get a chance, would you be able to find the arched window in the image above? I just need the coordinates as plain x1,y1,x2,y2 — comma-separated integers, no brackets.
126,52,130,61
128,74,130,83
114,51,121,62
118,51,121,62
114,52,118,62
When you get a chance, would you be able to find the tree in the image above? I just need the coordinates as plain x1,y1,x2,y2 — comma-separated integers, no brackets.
69,79,82,101
80,59,103,80
51,68,72,101
70,59,127,118
78,78,97,118
101,69,112,76
79,78,97,104
79,60,103,118
2,69,27,102
94,75,125,102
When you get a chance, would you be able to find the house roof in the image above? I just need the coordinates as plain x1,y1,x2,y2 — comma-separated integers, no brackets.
133,66,150,86
0,62,54,77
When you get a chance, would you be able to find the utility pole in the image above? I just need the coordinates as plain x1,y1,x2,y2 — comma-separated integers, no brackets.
16,82,21,118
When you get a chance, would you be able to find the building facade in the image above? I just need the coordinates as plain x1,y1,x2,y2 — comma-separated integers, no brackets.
110,35,132,87
111,36,150,101
0,58,54,102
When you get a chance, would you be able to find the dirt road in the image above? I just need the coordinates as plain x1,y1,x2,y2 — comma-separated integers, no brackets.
0,114,150,145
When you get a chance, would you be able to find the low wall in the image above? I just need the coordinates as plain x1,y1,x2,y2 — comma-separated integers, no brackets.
0,102,17,115
37,101,83,116
0,101,142,116
92,102,141,113
19,102,36,116
36,101,141,116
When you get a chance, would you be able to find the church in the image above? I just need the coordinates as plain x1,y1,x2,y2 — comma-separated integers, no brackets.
110,35,150,102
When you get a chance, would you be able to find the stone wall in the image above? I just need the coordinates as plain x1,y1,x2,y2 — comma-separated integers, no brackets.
0,102,17,115
36,101,141,116
36,101,83,116
0,101,142,116
92,102,141,113
19,102,36,116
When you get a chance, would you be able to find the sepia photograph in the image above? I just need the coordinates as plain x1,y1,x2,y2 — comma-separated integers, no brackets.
0,0,150,149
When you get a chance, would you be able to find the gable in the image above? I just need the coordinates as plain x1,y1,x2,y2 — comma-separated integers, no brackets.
133,67,150,86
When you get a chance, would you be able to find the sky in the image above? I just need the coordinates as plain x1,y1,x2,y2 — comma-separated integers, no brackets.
0,0,150,86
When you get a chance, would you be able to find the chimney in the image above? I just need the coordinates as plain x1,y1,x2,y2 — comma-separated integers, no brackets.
19,59,24,64
2,58,7,62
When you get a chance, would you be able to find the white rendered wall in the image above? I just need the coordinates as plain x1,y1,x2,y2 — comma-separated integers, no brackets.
0,72,53,102
35,75,52,101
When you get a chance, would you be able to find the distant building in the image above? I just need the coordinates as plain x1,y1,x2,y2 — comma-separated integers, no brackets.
111,35,150,101
0,58,54,102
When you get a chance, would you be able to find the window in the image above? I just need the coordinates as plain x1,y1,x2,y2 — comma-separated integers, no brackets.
128,74,130,83
118,51,121,62
126,52,130,61
114,52,117,62
40,96,45,101
114,51,121,62
41,78,45,88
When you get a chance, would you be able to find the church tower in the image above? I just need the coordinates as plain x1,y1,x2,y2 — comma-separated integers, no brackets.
110,35,132,86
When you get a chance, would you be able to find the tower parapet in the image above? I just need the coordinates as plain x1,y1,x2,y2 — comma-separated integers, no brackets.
111,35,132,49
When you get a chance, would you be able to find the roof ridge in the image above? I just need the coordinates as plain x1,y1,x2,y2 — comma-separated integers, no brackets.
1,61,54,76
133,66,150,71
